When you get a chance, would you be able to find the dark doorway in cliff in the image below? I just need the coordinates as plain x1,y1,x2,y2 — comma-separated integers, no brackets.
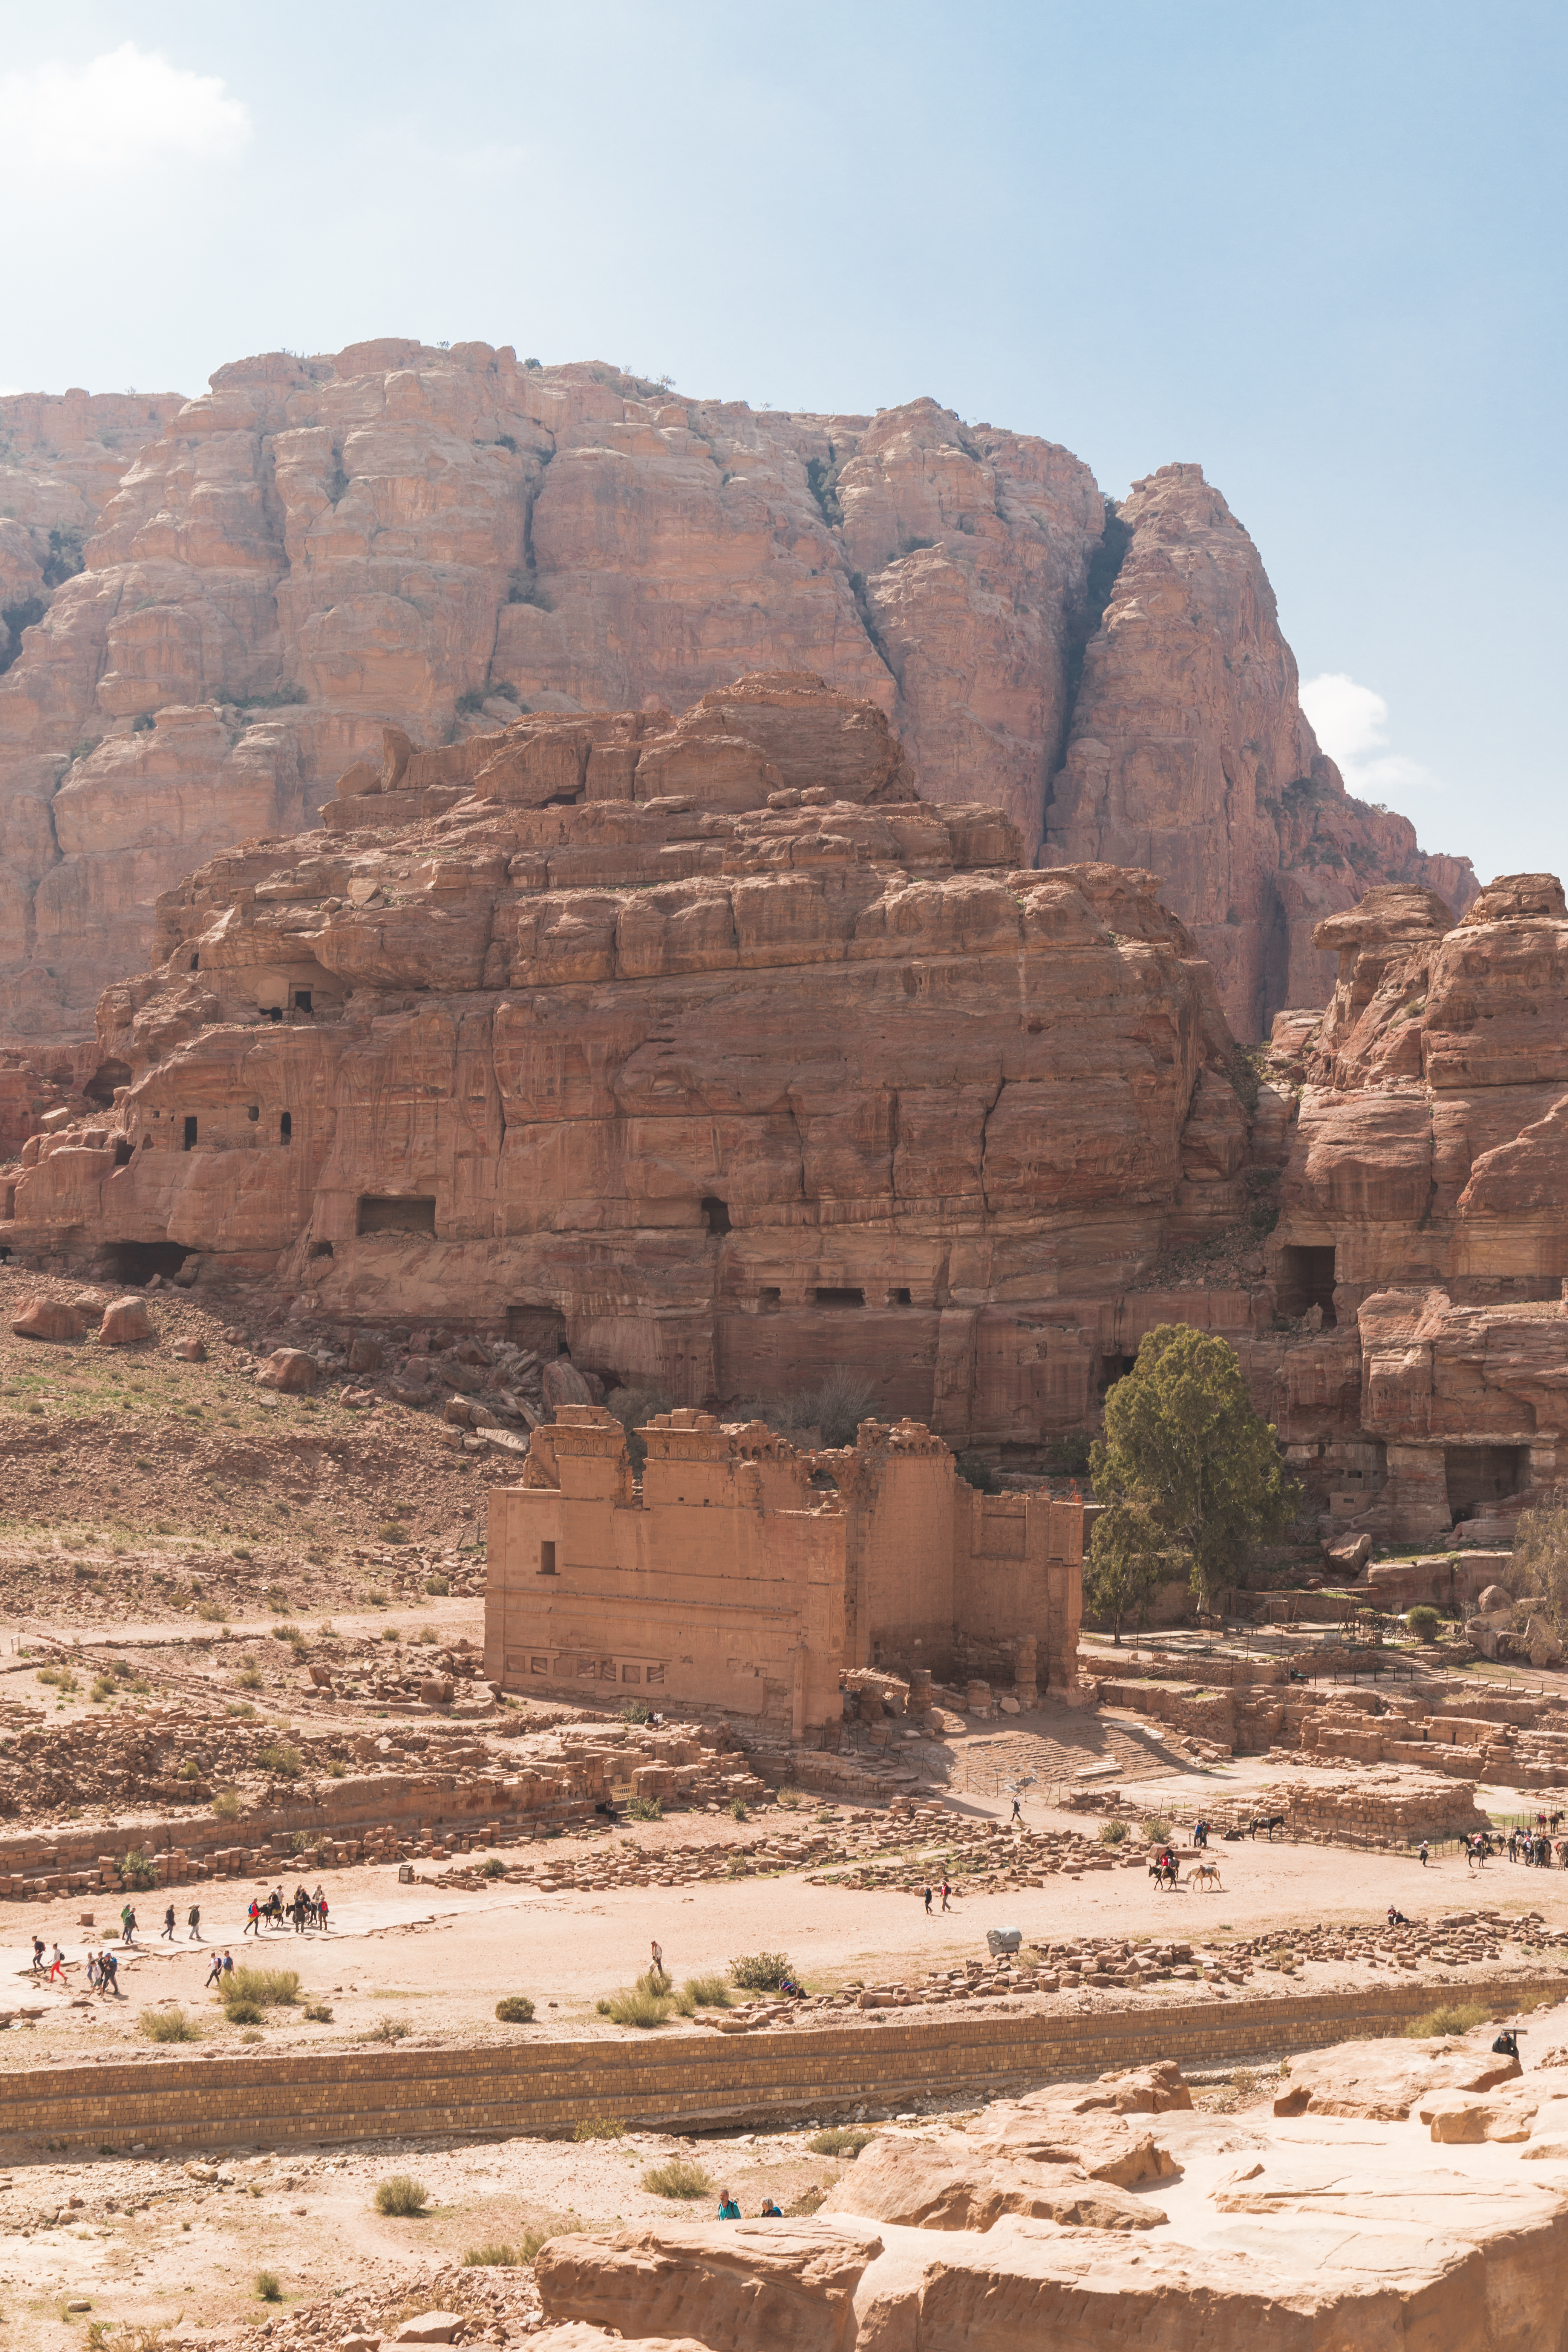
701,1195,732,1236
356,1195,436,1237
1099,1354,1137,1395
1445,1446,1526,1526
815,1286,865,1307
506,1303,567,1353
101,1241,190,1283
84,1059,130,1109
183,1116,198,1150
1278,1246,1337,1325
113,1138,132,1167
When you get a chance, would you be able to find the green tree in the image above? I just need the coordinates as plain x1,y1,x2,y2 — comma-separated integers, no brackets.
1085,1495,1181,1645
1090,1326,1297,1614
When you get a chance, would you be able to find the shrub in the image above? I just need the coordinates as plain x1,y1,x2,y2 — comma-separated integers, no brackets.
1406,1606,1442,1642
196,1601,226,1622
304,2002,334,2022
377,1520,406,1544
625,1795,662,1822
212,1788,241,1819
683,1974,731,2007
222,1967,299,2010
1142,1816,1170,1844
366,2017,411,2043
1098,1820,1127,1846
256,2269,283,2302
730,1951,792,1991
224,1998,263,2025
619,1696,652,1725
482,1857,508,1879
808,2126,873,2157
374,2174,428,2216
774,1787,801,1810
425,1575,450,1596
495,1995,535,2023
599,1988,673,2029
1407,2001,1489,2039
257,1743,302,1778
727,1798,748,1820
465,2243,519,2266
643,2155,711,2199
119,1847,156,1888
141,2006,201,2043
521,2217,582,2258
572,2116,624,2140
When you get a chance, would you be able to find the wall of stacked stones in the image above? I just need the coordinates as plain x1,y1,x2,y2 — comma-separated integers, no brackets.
6,1976,1566,2157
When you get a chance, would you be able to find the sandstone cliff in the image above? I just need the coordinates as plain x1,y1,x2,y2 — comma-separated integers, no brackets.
4,676,1264,1450
1043,463,1476,1037
0,342,1472,1045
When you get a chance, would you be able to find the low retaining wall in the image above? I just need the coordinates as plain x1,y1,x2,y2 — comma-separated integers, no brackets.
5,1975,1564,2159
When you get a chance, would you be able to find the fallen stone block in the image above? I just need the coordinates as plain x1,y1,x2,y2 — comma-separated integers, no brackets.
98,1295,153,1345
256,1347,318,1392
11,1296,86,1341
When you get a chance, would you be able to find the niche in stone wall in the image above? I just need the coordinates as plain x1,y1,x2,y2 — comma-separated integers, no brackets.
1277,1245,1338,1324
356,1195,437,1237
506,1303,568,1352
1445,1445,1527,1525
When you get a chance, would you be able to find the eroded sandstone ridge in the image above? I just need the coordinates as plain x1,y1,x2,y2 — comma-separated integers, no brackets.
1261,873,1568,1547
5,674,1265,1447
0,340,1471,1042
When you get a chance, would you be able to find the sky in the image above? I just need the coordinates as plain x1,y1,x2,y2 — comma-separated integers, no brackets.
1,2,1562,885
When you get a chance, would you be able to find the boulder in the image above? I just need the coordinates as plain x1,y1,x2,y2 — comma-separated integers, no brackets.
1526,1616,1564,1668
1477,1582,1513,1615
1325,1532,1373,1574
391,2320,464,2346
10,1296,86,1342
419,1677,455,1706
1274,2029,1521,2120
256,1348,318,1392
827,2132,1165,2233
542,1357,594,1412
98,1295,153,1345
1421,2091,1536,2143
171,1334,206,1361
347,1335,383,1373
534,2219,883,2350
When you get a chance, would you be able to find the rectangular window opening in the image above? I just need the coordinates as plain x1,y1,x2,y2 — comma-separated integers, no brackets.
538,1540,557,1576
621,1664,642,1683
182,1116,197,1151
1277,1245,1337,1325
356,1194,436,1237
814,1285,865,1307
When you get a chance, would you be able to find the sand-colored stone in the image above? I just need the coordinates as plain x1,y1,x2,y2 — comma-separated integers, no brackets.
10,1293,87,1341
487,1407,1081,1725
255,1345,318,1392
96,1294,152,1344
1273,2028,1522,2118
0,351,1469,1047
533,2217,882,2350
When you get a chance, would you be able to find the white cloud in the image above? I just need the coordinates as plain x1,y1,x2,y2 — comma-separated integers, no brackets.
0,44,249,178
1300,669,1441,806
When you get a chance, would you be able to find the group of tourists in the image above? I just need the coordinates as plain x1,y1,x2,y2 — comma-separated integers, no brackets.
32,1936,125,1994
717,2191,782,2219
243,1883,331,1935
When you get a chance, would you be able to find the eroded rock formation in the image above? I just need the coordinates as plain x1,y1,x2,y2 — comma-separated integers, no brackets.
1256,873,1568,1546
1042,463,1475,1036
0,341,1472,1044
3,674,1268,1449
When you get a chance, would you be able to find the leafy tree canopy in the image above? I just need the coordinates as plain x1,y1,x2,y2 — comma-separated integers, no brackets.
1085,1494,1182,1645
1089,1325,1297,1612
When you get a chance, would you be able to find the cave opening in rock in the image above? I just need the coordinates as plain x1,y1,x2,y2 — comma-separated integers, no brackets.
182,1116,197,1150
100,1241,190,1283
1445,1445,1526,1526
701,1194,732,1236
1277,1245,1338,1324
112,1138,132,1167
356,1195,437,1237
506,1304,568,1352
83,1059,130,1109
815,1286,865,1307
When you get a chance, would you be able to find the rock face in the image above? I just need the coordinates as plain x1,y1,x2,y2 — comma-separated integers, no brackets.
1258,872,1568,1545
4,675,1269,1452
534,2051,1568,2352
0,343,1471,1046
1043,464,1476,1038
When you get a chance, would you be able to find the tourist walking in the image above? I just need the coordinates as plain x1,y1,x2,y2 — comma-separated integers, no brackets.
244,1897,262,1938
121,1902,138,1944
187,1903,202,1940
1419,1840,1429,1867
205,1951,224,1989
30,1937,45,1977
162,1903,177,1941
923,1884,933,1915
940,1880,951,1912
47,1942,66,1985
650,1939,663,1975
1010,1796,1023,1825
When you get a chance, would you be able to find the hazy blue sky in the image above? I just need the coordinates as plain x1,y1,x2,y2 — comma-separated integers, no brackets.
2,2,1561,885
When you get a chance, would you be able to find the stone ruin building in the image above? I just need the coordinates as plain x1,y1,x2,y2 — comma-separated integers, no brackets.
485,1404,1084,1733
2,671,1566,1555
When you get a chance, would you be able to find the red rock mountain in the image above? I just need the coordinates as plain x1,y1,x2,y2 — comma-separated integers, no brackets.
0,341,1472,1046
